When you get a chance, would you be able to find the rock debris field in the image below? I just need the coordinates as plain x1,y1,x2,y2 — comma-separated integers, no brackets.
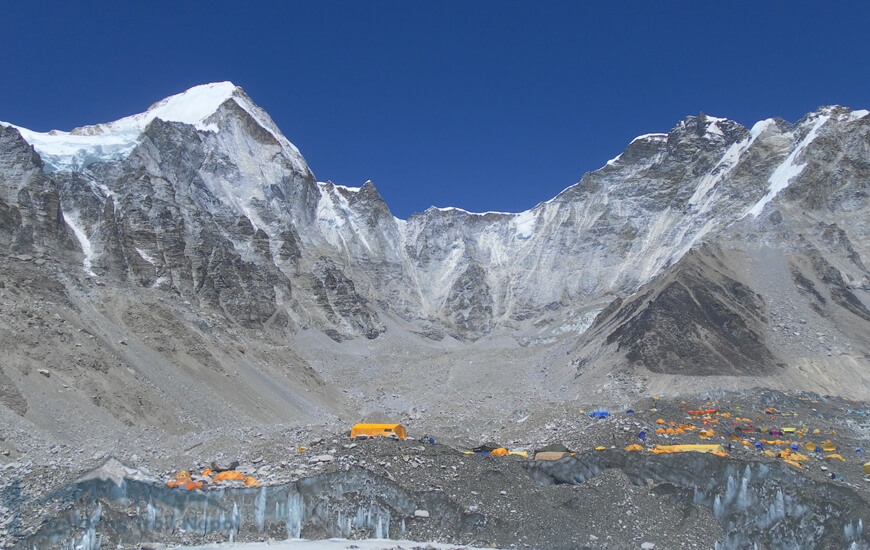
2,389,869,549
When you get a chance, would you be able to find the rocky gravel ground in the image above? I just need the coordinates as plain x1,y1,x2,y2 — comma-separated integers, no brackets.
2,389,869,549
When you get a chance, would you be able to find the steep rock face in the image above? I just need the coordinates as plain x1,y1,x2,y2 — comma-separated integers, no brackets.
444,262,495,338
0,125,75,256
567,114,870,382
18,88,383,340
1,84,869,360
384,111,864,341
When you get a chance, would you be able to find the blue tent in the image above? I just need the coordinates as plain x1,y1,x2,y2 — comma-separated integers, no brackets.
590,411,610,419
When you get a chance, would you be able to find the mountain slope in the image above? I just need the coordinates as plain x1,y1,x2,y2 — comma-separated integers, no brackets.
579,244,778,377
0,83,869,444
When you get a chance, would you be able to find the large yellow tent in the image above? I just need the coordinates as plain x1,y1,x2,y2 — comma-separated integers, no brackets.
350,423,407,439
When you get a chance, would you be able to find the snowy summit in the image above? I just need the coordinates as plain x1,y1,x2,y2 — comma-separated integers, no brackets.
0,82,242,172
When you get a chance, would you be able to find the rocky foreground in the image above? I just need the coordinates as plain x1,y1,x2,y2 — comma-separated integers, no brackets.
2,389,869,549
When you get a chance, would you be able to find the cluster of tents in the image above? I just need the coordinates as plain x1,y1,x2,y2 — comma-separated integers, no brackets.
166,468,259,491
346,415,870,475
674,401,870,476
467,441,734,460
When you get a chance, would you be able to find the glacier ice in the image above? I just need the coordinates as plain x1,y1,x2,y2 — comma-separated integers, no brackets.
526,451,869,550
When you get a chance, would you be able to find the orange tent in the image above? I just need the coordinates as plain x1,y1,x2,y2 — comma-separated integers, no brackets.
213,471,246,482
489,448,509,455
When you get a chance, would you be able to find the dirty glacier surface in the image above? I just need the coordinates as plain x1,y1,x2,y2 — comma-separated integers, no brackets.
10,454,870,550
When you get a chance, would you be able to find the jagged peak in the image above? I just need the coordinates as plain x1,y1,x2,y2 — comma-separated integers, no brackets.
799,104,869,125
421,205,513,218
319,180,367,194
671,113,747,140
628,133,668,145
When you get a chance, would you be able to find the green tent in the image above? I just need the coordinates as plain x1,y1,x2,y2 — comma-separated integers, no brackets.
534,443,573,455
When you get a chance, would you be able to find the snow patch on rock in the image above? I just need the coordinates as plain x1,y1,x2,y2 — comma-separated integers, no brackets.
62,211,97,276
745,113,829,218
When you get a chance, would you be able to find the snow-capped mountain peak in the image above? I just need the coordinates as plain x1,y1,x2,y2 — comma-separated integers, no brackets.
71,81,241,137
0,81,299,173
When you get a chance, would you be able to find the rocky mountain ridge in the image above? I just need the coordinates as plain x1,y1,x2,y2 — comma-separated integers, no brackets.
0,83,869,441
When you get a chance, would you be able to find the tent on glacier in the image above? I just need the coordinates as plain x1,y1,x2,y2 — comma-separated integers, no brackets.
350,423,406,439
533,443,574,461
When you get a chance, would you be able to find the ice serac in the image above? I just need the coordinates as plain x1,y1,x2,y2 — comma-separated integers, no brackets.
525,451,870,550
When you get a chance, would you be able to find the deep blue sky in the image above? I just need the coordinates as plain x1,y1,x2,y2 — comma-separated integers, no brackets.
2,2,868,218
